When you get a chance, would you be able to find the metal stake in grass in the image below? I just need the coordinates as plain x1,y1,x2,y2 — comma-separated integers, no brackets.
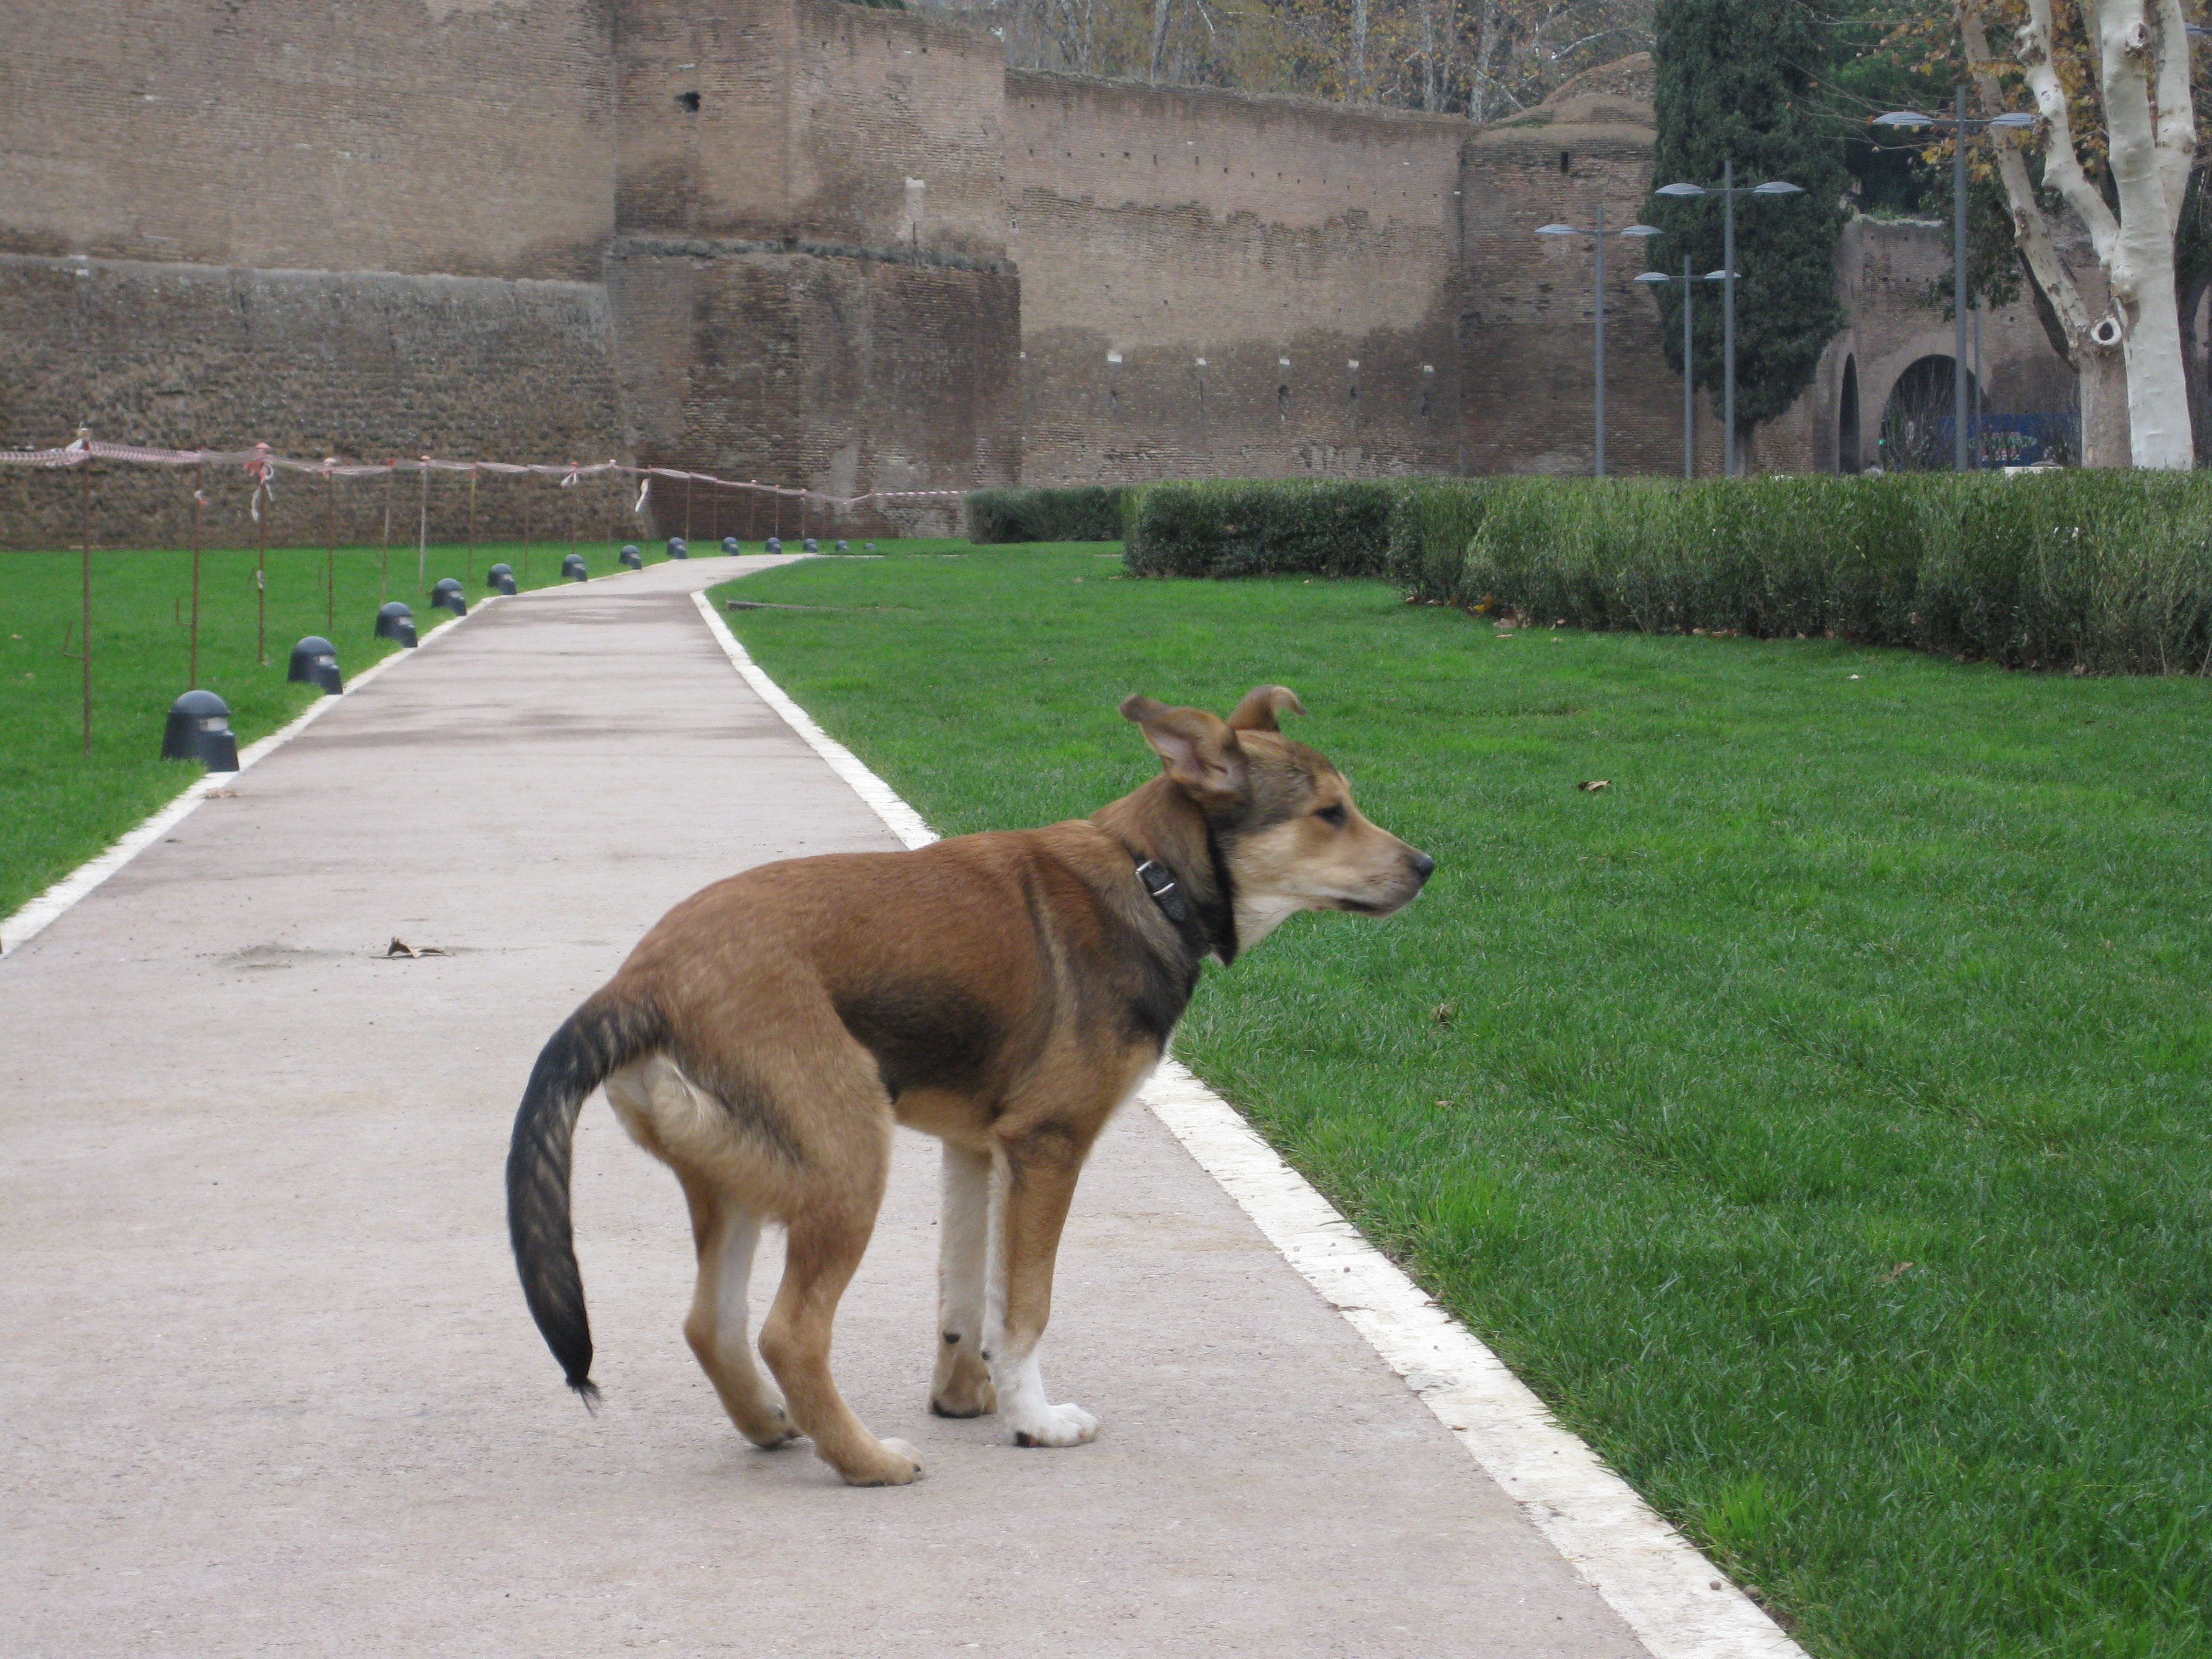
79,449,92,757
254,444,272,666
466,465,478,588
189,463,204,689
415,454,429,600
324,462,338,635
380,459,395,605
521,469,532,588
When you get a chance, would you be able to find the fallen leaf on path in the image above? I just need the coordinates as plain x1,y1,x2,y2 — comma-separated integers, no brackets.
384,937,449,959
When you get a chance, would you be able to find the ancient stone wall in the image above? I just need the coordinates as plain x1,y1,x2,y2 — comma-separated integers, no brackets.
1005,72,1465,484
0,3,2105,555
0,254,622,551
1459,57,1726,477
607,238,1019,538
0,0,616,281
609,0,1019,535
1790,215,2090,474
615,0,1007,256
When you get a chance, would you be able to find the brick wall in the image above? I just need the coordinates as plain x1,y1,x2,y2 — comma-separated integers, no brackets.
1458,56,1726,477
607,237,1018,538
0,0,615,280
1005,72,1464,484
608,0,1019,537
0,254,622,551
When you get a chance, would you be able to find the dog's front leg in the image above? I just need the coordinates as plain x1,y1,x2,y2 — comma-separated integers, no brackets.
931,1142,999,1418
991,1127,1099,1449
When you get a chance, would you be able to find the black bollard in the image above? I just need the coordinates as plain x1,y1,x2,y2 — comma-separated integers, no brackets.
561,553,588,583
286,635,343,696
765,536,783,554
485,561,514,590
835,540,850,554
496,572,518,594
666,537,688,560
161,689,240,771
620,545,643,569
802,537,819,554
722,537,741,554
431,578,467,617
375,601,418,648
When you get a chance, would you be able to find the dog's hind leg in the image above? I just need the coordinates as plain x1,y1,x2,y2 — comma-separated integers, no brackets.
677,1174,799,1449
929,1143,997,1418
756,1115,923,1487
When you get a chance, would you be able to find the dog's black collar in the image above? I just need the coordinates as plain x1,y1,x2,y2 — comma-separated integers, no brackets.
1124,840,1238,965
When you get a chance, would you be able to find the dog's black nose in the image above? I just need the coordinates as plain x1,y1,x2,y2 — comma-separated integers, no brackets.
1409,851,1436,883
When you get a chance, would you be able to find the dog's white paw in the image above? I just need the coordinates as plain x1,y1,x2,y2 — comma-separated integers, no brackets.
1009,1402,1099,1449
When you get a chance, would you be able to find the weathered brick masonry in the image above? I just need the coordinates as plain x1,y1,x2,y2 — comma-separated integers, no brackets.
0,253,622,551
1005,73,1464,482
1,6,2077,550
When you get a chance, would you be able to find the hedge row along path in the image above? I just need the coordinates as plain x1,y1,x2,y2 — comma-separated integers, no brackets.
2,555,1685,1658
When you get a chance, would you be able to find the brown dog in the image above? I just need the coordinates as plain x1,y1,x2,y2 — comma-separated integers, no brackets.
508,685,1432,1485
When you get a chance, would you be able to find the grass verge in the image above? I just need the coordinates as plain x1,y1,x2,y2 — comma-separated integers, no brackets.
712,545,2212,1659
0,536,905,922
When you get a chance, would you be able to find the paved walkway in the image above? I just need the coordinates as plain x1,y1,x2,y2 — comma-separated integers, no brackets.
2,558,1651,1657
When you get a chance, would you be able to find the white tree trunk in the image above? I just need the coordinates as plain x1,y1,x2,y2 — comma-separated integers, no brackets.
1998,0,2196,468
2096,0,2193,466
2079,344,2133,467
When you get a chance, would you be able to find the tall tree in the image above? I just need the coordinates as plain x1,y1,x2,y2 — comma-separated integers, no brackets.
1960,0,2199,469
1646,0,1849,441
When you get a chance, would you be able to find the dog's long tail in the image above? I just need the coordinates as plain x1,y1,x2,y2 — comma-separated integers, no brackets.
506,986,668,1407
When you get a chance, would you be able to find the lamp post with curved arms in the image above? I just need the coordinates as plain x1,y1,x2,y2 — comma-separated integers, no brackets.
1873,93,2036,471
1652,163,1806,477
1536,201,1663,477
1635,261,1734,478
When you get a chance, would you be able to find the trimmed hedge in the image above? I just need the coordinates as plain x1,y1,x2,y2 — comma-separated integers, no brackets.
1404,472,2212,676
1124,478,1400,577
965,485,1127,544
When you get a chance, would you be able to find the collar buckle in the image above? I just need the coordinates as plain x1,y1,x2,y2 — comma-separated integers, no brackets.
1133,858,1192,925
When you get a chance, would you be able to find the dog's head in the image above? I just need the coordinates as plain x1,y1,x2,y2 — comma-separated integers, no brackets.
1121,685,1433,948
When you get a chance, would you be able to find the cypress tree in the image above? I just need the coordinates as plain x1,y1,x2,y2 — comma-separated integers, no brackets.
1647,0,1847,442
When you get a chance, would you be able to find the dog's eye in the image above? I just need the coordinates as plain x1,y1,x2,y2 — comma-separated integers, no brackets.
1315,804,1348,828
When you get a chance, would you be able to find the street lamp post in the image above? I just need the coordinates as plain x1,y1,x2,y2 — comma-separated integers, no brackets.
1654,165,1806,477
1634,260,1734,478
1873,94,2035,470
1537,204,1661,478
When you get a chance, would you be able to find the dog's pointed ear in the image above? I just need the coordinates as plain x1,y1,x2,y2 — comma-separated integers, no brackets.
1226,685,1306,732
1121,694,1247,802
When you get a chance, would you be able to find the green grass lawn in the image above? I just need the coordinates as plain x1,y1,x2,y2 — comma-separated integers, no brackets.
713,546,2212,1659
0,534,911,921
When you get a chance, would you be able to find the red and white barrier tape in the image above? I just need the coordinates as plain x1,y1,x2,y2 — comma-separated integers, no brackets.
0,438,969,509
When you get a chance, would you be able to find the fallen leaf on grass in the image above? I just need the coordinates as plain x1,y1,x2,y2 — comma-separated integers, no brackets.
384,937,449,959
1885,1261,1914,1281
1433,1002,1455,1027
1577,779,1610,793
1434,1099,1455,1109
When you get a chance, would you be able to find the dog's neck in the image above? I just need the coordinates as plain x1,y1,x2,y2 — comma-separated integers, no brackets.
1090,777,1240,966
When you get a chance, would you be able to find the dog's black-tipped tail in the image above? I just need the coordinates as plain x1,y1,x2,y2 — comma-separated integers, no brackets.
506,987,668,1407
